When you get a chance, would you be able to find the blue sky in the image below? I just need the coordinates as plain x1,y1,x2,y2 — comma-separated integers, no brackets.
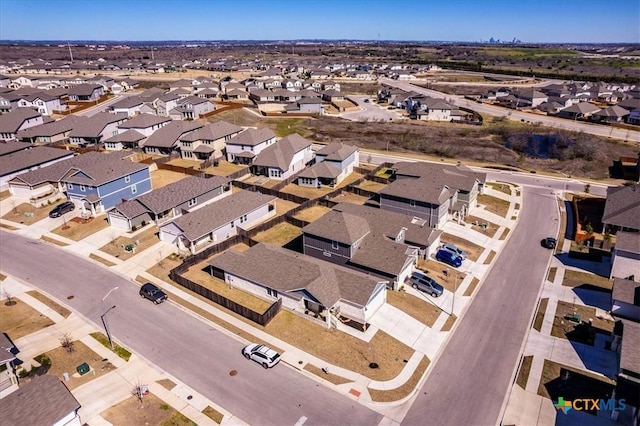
1,0,638,43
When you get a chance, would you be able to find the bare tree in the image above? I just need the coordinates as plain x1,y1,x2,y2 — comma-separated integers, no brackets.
131,380,148,406
2,289,16,306
59,333,74,353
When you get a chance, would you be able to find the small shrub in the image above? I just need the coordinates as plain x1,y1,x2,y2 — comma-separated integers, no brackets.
141,220,147,227
18,366,32,378
160,404,170,411
34,354,51,367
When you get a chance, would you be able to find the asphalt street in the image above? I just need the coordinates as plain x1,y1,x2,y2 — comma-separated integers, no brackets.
0,231,382,426
380,77,640,142
402,186,559,426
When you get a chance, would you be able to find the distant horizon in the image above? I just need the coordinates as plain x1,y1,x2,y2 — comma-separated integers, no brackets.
1,0,638,44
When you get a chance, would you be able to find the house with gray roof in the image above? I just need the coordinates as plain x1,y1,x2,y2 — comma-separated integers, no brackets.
225,127,276,164
0,375,81,426
1,145,75,189
141,120,203,155
0,108,43,141
67,83,104,101
555,102,601,120
17,115,81,144
108,96,146,116
592,105,630,123
169,96,215,121
107,175,231,230
0,332,19,398
180,120,244,161
298,142,359,188
68,112,128,146
103,129,147,151
610,231,640,283
611,278,640,321
615,320,640,413
252,133,314,180
302,202,438,289
118,113,172,137
208,243,388,328
603,184,640,233
160,190,275,254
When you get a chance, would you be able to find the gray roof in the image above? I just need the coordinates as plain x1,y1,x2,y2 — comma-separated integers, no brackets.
303,210,370,245
392,161,486,190
602,184,640,230
620,320,640,374
298,161,341,179
62,156,149,186
119,113,171,129
0,332,17,364
381,177,454,205
0,375,80,426
0,146,74,177
17,115,81,140
208,243,383,308
177,95,210,106
594,105,630,118
316,142,358,161
68,112,127,138
0,140,31,156
109,198,149,219
67,83,102,96
142,121,203,148
252,133,312,170
615,231,640,255
612,278,640,306
136,175,230,214
561,102,601,114
103,129,146,143
180,120,243,142
0,108,41,133
225,127,275,147
168,190,275,241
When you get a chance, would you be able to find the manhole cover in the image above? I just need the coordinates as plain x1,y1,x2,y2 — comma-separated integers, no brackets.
67,295,74,300
187,395,193,400
229,370,238,376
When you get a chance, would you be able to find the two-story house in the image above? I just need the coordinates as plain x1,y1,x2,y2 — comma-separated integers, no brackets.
169,96,215,120
179,120,244,161
67,83,104,101
298,142,359,188
251,133,314,180
0,108,43,141
17,115,81,144
108,175,231,230
225,127,276,165
68,112,128,146
141,120,203,155
117,113,172,137
0,145,75,189
15,92,63,116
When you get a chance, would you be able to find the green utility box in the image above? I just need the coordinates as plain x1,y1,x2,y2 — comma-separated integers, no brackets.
76,362,90,376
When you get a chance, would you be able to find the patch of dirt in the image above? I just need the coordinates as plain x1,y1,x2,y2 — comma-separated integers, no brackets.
387,290,442,328
0,299,54,338
101,393,185,426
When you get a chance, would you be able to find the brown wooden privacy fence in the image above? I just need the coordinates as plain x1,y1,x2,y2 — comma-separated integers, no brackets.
157,162,202,175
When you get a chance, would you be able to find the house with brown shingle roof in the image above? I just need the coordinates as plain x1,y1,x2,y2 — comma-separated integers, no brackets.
68,112,128,146
17,115,81,144
117,113,171,137
603,184,640,233
179,120,244,161
225,127,276,165
141,120,203,155
160,190,275,254
208,243,388,328
0,108,43,141
108,175,231,230
1,145,74,189
103,129,147,151
252,133,314,180
302,202,439,289
67,83,104,101
298,142,359,188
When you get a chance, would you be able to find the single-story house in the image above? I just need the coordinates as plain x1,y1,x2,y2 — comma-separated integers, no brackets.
107,175,231,230
555,102,601,120
103,129,147,151
251,133,314,180
160,190,276,253
67,83,104,101
284,97,324,114
297,142,358,188
208,243,388,328
109,96,146,117
117,113,172,137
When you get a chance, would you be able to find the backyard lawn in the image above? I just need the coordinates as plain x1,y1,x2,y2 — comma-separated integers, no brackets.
330,191,369,205
150,169,189,189
292,205,331,223
252,222,302,246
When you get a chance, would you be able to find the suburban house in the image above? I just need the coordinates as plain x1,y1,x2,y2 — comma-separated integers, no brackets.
179,120,244,161
208,243,388,328
15,92,63,116
380,162,485,226
555,102,601,120
67,83,104,101
0,332,19,398
109,96,146,116
62,155,152,215
117,113,172,137
108,175,231,230
615,320,640,421
17,115,81,144
303,202,441,289
103,129,147,151
592,105,631,123
602,184,640,233
251,133,314,180
284,97,324,114
68,112,128,146
159,190,276,254
141,120,203,155
611,278,640,321
297,142,359,188
409,97,457,121
610,231,640,282
225,127,276,164
0,375,81,426
0,108,43,141
514,89,548,107
0,145,75,189
169,96,215,120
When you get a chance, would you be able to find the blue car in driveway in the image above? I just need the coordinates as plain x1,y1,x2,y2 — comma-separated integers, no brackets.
435,249,463,268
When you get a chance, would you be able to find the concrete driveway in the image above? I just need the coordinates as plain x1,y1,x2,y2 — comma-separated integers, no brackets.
341,95,403,122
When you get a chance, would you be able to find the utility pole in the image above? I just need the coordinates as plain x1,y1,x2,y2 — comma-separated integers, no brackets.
101,286,119,349
68,42,73,62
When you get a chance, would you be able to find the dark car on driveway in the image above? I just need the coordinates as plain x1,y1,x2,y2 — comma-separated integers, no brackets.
435,249,463,268
139,283,168,304
49,201,75,218
541,237,557,249
409,271,444,297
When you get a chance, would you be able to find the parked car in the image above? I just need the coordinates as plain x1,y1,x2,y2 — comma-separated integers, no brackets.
242,343,280,369
435,249,463,268
409,272,444,297
441,243,467,260
48,201,75,218
541,237,557,249
139,283,168,304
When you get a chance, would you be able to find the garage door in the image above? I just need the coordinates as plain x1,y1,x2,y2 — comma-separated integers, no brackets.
108,214,130,230
159,228,179,244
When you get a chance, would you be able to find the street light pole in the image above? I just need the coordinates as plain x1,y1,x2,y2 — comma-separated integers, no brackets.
451,270,458,317
101,286,119,349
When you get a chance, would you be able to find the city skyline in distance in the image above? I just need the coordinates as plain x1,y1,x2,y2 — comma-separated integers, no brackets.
1,0,638,44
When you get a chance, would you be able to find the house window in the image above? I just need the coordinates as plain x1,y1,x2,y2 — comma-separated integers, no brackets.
125,175,131,183
410,200,416,207
67,183,73,190
332,240,338,249
240,214,248,224
80,185,86,192
188,198,197,207
131,184,137,194
230,221,234,228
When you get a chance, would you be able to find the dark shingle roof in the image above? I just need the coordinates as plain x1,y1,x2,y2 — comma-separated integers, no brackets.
17,115,81,140
0,375,80,426
137,175,229,214
67,83,102,97
252,133,312,170
103,129,146,143
602,184,640,230
612,278,640,306
316,142,358,161
209,243,383,308
109,96,145,109
225,127,275,147
142,121,202,148
381,178,454,205
0,108,41,133
119,113,171,129
392,161,485,191
0,332,17,364
298,161,341,179
68,112,127,138
0,140,30,156
615,231,640,254
168,190,275,241
0,146,74,176
62,157,148,186
620,320,640,374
